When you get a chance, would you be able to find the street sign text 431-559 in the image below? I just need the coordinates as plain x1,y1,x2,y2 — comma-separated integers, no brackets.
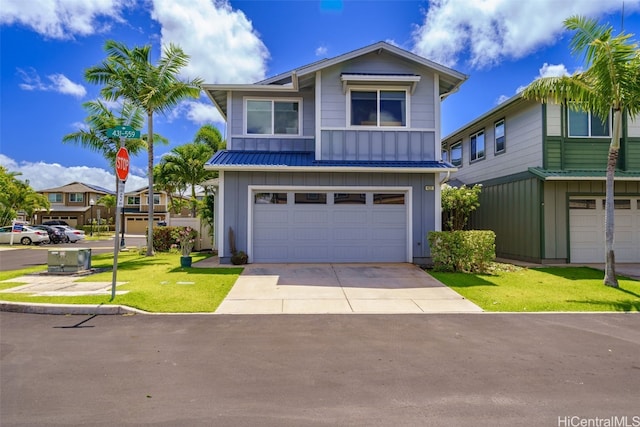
107,125,141,139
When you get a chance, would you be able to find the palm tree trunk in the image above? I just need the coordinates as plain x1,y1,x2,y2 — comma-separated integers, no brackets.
603,149,618,287
146,111,155,256
603,109,622,288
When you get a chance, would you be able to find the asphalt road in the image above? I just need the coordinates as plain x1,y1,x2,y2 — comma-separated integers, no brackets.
1,312,639,426
0,236,147,271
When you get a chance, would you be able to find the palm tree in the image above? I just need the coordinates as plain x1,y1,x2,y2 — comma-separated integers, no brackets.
62,99,149,191
85,40,203,256
153,162,187,215
521,16,640,287
195,124,225,152
159,143,216,217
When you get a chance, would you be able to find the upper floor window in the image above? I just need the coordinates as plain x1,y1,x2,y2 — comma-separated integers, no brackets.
442,149,449,163
145,194,161,205
568,107,610,137
495,119,505,154
470,130,485,162
450,141,462,167
246,99,300,135
48,193,62,203
127,196,141,205
69,193,84,203
350,89,407,127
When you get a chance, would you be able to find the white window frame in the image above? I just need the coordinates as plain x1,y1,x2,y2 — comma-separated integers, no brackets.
567,107,611,138
470,129,485,162
346,86,410,128
243,97,303,137
127,196,141,206
145,194,161,205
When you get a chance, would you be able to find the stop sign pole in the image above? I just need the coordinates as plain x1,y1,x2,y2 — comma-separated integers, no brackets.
107,126,138,301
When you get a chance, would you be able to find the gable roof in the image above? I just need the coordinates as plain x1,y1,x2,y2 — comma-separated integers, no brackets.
204,41,468,119
39,181,114,195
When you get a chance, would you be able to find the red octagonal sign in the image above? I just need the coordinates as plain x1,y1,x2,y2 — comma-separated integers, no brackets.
115,147,130,181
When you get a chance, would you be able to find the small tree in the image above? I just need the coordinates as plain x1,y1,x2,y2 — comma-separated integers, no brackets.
441,184,482,231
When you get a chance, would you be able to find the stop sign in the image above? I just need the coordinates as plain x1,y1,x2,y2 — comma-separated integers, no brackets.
115,147,130,181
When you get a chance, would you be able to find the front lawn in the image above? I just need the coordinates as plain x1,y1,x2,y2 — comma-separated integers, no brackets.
0,252,242,313
429,266,640,312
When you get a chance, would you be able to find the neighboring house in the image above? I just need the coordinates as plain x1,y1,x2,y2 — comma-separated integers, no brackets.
441,95,640,263
204,41,467,264
37,182,114,227
123,186,192,234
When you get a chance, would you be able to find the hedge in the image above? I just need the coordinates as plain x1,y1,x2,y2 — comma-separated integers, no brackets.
427,230,495,273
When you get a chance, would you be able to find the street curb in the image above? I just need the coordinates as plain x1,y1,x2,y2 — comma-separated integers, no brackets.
0,301,148,315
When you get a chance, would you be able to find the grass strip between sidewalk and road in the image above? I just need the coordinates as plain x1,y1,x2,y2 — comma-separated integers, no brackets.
0,252,242,313
429,266,640,312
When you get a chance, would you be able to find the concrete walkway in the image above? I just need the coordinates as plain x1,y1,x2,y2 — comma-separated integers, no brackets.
215,263,482,314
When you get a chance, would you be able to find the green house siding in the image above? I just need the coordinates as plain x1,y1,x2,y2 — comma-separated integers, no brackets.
627,138,640,170
563,140,610,169
544,137,562,169
469,174,542,262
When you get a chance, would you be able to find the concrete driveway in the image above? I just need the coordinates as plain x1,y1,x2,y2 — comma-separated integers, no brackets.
216,263,482,314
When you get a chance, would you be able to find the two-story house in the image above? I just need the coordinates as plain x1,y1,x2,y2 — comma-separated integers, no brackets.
442,94,640,263
37,182,114,227
204,42,467,264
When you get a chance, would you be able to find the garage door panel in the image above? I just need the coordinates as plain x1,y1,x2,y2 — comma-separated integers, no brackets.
570,196,639,263
253,190,409,263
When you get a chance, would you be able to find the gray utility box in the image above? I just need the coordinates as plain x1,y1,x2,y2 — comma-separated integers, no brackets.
48,248,92,273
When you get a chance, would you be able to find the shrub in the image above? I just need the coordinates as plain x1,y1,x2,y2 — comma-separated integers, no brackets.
428,230,495,273
441,184,482,231
153,226,178,252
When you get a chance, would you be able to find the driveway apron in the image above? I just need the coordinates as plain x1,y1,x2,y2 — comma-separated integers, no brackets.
215,263,482,314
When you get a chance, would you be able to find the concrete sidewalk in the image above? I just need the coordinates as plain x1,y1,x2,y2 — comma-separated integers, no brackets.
215,263,482,314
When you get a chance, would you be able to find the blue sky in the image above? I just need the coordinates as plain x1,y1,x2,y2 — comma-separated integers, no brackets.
1,0,638,191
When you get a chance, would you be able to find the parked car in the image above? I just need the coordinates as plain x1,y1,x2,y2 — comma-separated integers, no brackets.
0,225,50,245
43,220,69,226
52,225,86,243
33,225,66,244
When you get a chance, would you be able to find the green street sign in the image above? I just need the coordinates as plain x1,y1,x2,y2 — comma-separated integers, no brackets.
107,125,141,139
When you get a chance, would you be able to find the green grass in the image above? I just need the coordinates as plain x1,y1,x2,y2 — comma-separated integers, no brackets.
0,252,242,313
429,266,640,312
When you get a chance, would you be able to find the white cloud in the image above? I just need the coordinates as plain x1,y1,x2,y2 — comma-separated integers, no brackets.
17,68,86,98
0,154,147,192
0,0,130,39
538,63,570,78
412,0,637,69
168,99,224,125
151,0,269,84
315,45,328,57
515,62,572,93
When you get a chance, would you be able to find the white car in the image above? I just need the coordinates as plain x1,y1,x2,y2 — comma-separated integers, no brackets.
53,225,86,243
0,225,50,245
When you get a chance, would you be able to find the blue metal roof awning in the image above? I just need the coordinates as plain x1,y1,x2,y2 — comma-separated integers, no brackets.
207,151,457,173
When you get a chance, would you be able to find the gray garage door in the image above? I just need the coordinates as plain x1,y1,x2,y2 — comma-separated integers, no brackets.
252,191,408,263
